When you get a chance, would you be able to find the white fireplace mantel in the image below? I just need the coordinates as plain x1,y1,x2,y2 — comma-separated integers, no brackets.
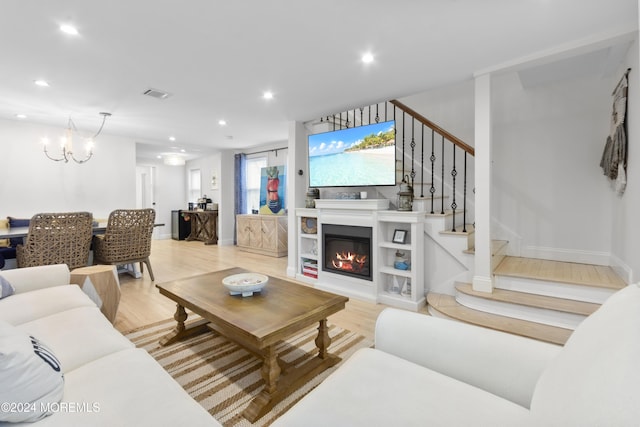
313,199,389,210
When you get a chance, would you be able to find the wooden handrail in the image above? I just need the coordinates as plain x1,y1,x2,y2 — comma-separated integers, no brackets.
390,99,475,156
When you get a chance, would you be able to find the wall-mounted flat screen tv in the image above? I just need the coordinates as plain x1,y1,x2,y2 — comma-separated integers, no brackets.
308,120,396,188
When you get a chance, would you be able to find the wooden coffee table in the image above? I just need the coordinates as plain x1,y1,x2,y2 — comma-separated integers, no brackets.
155,267,349,422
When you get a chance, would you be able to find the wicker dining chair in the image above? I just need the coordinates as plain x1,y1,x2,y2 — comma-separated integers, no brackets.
93,209,156,280
16,212,94,270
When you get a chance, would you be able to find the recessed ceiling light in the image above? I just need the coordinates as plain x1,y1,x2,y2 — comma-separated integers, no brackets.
218,119,227,126
169,136,176,141
362,53,374,64
34,80,49,87
180,149,186,153
263,91,274,100
60,24,79,35
15,114,27,119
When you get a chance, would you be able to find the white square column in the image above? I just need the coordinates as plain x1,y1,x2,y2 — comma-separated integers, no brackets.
472,73,494,292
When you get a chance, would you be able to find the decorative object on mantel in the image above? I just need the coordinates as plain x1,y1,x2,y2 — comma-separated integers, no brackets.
305,188,320,208
335,192,361,199
222,272,268,297
42,112,111,164
600,68,630,196
397,175,414,211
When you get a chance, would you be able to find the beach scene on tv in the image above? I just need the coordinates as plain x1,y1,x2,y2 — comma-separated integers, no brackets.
308,121,396,187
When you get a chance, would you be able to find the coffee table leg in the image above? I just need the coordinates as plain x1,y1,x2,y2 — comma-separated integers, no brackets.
262,345,282,394
243,319,340,423
315,319,331,359
159,303,209,346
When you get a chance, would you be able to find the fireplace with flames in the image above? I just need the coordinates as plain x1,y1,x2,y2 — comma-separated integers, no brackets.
322,224,372,281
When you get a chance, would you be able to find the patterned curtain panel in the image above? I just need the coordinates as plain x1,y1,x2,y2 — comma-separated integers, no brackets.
234,153,247,244
600,70,630,196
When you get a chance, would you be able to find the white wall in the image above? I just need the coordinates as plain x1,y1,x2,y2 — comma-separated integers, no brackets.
492,71,614,264
610,38,640,282
400,71,616,265
0,118,136,219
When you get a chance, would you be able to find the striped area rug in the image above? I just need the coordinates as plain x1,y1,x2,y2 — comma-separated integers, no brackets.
125,317,372,426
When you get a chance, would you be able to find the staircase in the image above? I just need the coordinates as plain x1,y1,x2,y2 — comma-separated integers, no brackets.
320,100,626,345
428,256,626,345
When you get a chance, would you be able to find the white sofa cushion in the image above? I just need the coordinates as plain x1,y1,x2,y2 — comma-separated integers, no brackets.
16,306,134,373
274,347,529,427
0,285,95,326
4,348,221,427
531,283,640,426
0,320,64,423
0,264,70,295
375,308,560,408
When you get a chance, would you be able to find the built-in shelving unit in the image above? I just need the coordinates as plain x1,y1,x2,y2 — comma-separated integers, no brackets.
296,209,318,284
376,211,425,311
295,203,426,311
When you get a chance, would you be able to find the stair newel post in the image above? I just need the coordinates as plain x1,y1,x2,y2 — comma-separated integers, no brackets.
463,152,467,233
430,129,435,214
441,135,445,215
451,144,457,232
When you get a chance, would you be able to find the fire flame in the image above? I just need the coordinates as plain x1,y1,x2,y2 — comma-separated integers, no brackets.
332,251,367,271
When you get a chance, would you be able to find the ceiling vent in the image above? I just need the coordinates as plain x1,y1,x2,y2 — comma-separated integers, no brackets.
142,88,172,100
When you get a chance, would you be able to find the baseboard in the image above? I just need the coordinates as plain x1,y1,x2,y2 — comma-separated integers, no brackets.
521,246,610,266
610,253,633,284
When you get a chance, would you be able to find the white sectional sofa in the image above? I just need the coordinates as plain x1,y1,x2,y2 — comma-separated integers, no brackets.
0,264,220,426
273,283,640,427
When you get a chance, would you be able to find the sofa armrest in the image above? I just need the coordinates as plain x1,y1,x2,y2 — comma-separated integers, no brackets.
0,264,71,294
375,308,562,408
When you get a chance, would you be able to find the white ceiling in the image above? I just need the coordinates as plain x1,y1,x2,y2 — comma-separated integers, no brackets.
1,0,637,160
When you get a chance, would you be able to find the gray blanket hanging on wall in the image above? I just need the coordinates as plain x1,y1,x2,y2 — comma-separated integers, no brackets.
600,69,630,196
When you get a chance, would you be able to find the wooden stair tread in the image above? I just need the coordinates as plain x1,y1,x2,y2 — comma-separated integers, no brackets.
439,224,475,236
464,239,508,255
494,256,626,290
455,282,599,316
427,293,572,345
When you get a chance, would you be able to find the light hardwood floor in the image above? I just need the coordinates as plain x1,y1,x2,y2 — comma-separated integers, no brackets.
114,239,419,341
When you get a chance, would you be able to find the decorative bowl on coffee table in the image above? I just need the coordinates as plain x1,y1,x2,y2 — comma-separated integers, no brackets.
222,273,269,297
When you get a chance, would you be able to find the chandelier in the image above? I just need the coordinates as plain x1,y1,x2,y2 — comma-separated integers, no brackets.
42,112,111,164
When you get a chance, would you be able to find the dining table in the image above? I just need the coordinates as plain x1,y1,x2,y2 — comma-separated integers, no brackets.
0,223,165,240
0,223,107,240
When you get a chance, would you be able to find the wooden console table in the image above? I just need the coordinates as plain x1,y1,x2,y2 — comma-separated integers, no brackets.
236,214,287,257
185,210,218,245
